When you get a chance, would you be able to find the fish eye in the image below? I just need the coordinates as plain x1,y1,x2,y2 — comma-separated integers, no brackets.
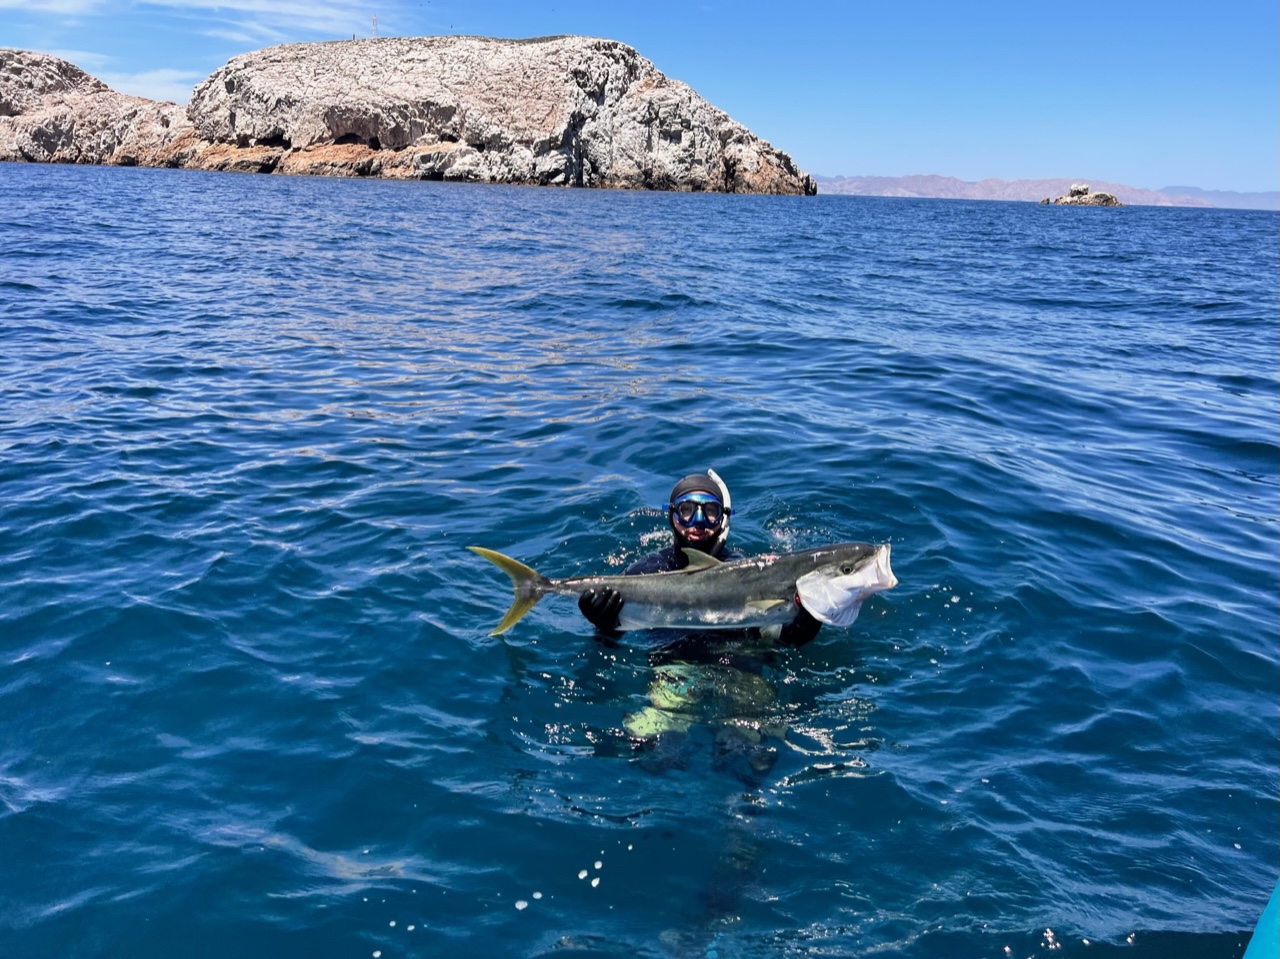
840,564,853,574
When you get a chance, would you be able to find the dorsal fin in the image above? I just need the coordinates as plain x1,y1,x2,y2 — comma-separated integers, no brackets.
680,549,722,571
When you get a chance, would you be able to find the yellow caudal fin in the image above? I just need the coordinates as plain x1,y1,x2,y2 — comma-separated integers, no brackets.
467,546,550,635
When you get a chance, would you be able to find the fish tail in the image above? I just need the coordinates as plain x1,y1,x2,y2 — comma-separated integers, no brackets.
467,546,551,635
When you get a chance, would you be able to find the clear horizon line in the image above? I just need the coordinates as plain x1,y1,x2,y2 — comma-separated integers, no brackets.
811,173,1279,197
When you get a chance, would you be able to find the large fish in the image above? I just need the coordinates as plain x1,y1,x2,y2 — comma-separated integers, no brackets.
468,542,897,636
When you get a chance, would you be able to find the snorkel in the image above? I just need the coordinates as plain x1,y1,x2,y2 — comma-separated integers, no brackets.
707,468,732,556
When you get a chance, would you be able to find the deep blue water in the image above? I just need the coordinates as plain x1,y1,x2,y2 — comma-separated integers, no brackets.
1,162,1276,959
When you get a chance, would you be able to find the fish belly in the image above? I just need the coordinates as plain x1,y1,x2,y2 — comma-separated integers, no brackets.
617,600,796,632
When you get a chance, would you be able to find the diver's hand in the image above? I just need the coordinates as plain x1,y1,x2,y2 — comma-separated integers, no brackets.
578,587,623,633
779,601,822,646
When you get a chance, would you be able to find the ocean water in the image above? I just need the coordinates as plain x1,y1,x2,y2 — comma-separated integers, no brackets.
1,162,1276,959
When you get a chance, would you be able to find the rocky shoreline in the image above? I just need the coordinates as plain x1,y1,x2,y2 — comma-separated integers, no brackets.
0,37,816,195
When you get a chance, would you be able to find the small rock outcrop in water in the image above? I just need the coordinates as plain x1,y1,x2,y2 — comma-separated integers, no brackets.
1040,183,1123,206
0,38,816,195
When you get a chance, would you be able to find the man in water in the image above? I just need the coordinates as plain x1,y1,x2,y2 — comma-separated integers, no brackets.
577,471,822,646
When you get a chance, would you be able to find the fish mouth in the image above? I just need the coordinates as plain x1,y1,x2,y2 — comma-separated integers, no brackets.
794,543,898,628
877,544,898,590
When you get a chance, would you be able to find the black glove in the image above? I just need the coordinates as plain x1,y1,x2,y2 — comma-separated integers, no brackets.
779,602,822,646
578,587,623,633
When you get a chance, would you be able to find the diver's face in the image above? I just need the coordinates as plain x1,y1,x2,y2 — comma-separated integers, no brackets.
678,523,717,549
670,492,724,552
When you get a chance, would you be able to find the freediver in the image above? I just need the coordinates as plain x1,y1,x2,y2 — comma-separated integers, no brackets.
576,470,821,776
577,474,830,931
576,470,824,646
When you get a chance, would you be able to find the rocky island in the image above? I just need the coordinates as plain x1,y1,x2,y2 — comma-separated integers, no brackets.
1041,183,1123,206
0,37,815,195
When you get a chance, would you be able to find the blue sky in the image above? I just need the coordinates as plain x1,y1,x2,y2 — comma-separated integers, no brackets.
2,1,1276,192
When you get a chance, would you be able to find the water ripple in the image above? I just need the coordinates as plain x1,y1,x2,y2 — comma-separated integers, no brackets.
0,166,1275,958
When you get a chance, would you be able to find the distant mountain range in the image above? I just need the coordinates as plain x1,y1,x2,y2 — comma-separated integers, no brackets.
814,175,1279,211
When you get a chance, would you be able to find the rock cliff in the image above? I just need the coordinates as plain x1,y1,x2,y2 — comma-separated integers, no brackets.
0,49,197,168
1,38,815,195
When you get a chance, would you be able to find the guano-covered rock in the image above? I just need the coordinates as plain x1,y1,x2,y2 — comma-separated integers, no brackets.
0,49,196,168
1040,183,1123,206
1,38,816,195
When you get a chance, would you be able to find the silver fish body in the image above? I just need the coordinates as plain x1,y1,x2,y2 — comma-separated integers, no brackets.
468,542,897,635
